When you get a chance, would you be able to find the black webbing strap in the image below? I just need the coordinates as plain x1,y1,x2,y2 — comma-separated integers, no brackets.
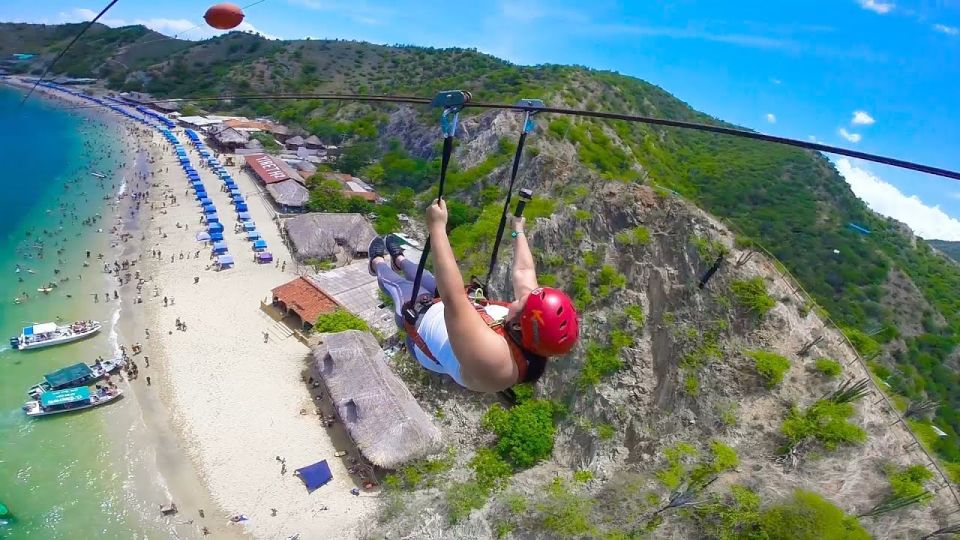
483,131,528,289
404,135,455,323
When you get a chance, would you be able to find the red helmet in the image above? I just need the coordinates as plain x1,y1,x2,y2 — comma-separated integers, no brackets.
518,287,579,357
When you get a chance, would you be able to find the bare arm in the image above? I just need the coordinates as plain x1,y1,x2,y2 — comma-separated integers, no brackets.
511,217,539,299
426,200,516,392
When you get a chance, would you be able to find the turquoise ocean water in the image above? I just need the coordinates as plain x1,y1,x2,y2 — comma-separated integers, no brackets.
0,86,145,539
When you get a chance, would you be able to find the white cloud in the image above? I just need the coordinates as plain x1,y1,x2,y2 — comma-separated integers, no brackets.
934,24,959,35
765,113,777,123
859,0,895,14
771,78,782,85
49,8,279,41
838,128,862,143
836,158,960,240
808,135,823,143
851,110,875,125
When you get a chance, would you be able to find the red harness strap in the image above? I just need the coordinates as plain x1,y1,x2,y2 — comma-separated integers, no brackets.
405,292,528,382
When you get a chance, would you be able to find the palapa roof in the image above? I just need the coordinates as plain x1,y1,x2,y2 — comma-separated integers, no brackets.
213,127,249,145
304,135,322,146
268,124,291,136
272,276,339,324
286,135,305,147
284,213,377,260
311,330,442,468
266,179,309,207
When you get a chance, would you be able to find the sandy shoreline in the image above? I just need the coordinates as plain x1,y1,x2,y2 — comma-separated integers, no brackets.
141,126,378,539
4,77,380,538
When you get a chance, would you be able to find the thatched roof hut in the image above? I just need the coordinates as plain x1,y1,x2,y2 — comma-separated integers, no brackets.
311,330,442,468
304,135,323,149
266,179,309,210
284,213,377,261
286,135,305,149
212,127,249,151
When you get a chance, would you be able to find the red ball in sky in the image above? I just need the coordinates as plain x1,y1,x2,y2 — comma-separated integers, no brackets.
204,3,245,30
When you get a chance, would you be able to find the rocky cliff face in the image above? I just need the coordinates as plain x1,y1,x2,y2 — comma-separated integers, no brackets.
365,111,957,539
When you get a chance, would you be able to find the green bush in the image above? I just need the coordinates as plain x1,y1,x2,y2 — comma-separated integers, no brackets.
814,357,843,378
578,341,624,388
747,350,791,387
781,400,867,451
314,308,370,333
446,480,490,523
470,448,512,490
656,442,698,489
615,226,651,246
841,327,881,357
625,304,646,327
759,490,869,540
596,423,615,440
573,470,594,483
597,265,627,297
730,277,776,319
482,400,557,468
537,478,596,537
690,441,740,486
886,464,933,500
695,487,869,540
574,209,591,221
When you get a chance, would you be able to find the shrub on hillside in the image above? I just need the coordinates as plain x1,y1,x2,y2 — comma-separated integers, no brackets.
730,277,776,318
814,357,843,378
781,400,867,451
886,464,934,500
482,400,557,468
747,350,791,387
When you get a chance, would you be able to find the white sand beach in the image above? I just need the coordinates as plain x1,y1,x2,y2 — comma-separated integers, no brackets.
141,130,377,538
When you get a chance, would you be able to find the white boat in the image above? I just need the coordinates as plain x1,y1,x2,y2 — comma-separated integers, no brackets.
9,320,101,351
90,172,106,179
22,386,123,417
27,357,125,398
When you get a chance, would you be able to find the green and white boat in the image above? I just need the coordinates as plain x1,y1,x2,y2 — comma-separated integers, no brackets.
22,386,123,417
27,358,125,399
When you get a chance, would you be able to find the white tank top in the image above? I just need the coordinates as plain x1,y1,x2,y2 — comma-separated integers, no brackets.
412,301,510,385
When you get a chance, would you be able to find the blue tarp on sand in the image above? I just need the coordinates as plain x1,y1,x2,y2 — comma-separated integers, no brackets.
242,221,256,231
210,232,224,241
246,231,261,240
208,222,224,233
237,211,252,221
235,203,248,212
212,241,228,254
253,239,267,251
295,460,332,492
217,255,235,268
195,232,211,241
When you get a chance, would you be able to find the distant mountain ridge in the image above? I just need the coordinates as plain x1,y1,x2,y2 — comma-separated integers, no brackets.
929,239,960,262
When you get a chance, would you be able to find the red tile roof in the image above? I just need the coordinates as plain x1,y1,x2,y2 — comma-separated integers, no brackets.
271,277,340,325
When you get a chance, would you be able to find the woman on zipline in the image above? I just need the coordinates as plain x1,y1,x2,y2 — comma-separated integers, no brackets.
370,199,579,393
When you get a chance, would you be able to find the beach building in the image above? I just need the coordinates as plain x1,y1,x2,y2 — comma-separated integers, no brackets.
322,172,379,202
271,276,340,330
244,153,304,184
310,331,443,468
311,260,397,337
211,128,250,152
265,180,310,213
178,115,222,130
283,213,377,262
304,135,323,149
224,119,271,132
285,135,306,151
268,124,292,142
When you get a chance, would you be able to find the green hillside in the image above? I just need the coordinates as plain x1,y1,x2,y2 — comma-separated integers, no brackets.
4,23,958,471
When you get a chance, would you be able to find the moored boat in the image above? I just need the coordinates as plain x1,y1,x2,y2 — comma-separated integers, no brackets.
9,320,101,351
90,172,106,178
27,357,125,398
22,386,123,417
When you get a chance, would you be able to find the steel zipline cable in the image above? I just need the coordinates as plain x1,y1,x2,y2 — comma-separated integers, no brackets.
61,91,960,182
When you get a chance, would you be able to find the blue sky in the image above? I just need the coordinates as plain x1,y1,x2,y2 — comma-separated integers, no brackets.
5,0,960,238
